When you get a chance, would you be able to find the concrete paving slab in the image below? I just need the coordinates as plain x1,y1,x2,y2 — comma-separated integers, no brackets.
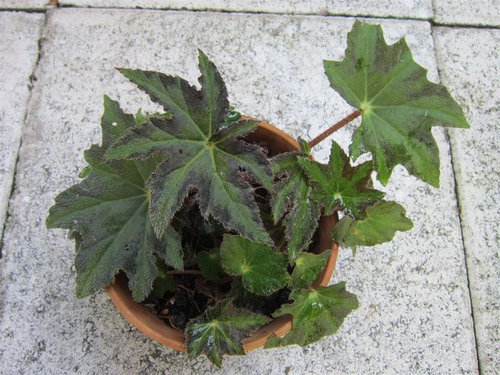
59,0,434,19
0,12,44,249
0,1,47,9
0,9,477,374
433,0,500,26
434,27,500,375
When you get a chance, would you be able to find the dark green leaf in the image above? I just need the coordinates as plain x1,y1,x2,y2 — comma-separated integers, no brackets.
46,97,181,301
185,300,269,367
108,51,272,244
298,141,384,218
157,225,184,270
210,119,258,143
271,152,321,260
78,165,91,178
220,234,289,295
229,279,271,312
118,50,227,139
135,108,146,125
265,282,358,348
151,276,177,299
289,251,331,289
324,20,469,186
197,249,223,281
332,201,413,250
224,110,241,125
297,137,311,156
100,94,138,148
330,215,356,245
151,261,177,299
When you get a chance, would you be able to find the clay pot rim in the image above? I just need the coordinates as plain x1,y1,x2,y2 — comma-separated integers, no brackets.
106,119,339,353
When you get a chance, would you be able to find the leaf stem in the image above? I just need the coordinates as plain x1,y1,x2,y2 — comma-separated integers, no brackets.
220,276,236,284
166,270,203,276
308,109,362,148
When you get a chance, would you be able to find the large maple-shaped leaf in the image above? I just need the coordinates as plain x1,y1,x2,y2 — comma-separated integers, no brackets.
298,141,384,218
185,300,269,367
332,201,413,251
220,234,289,296
46,96,181,301
324,20,469,187
271,152,322,260
107,51,272,244
265,282,359,348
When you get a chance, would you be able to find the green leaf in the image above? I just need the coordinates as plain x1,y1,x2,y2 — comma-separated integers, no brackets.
298,141,384,218
157,225,184,270
118,49,227,139
297,137,311,156
220,234,289,296
100,94,138,148
151,260,177,299
330,214,355,245
265,282,358,348
332,201,413,250
210,118,259,143
185,300,269,367
271,152,321,260
135,108,146,125
289,251,331,289
197,249,223,281
46,97,181,301
229,279,275,313
224,110,241,126
108,51,272,244
78,165,91,178
151,276,177,299
324,20,469,187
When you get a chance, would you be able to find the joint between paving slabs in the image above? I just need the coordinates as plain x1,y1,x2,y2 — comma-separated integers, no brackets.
39,4,434,23
427,29,482,374
440,125,482,374
430,21,500,30
1,1,499,29
0,12,50,259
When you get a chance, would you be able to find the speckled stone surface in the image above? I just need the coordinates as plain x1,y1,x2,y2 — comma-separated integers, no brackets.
432,0,500,26
59,0,433,19
0,0,47,9
0,9,478,374
434,28,500,375
0,12,44,248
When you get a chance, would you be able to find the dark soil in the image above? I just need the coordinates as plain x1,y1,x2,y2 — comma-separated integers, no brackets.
144,273,291,330
144,275,211,330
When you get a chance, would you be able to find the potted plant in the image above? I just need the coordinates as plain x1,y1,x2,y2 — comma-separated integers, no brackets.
46,20,469,367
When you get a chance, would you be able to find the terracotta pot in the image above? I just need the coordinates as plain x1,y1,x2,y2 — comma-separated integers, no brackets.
106,119,339,352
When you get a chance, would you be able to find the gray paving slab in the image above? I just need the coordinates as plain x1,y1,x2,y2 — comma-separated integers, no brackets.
433,0,500,26
434,27,500,375
0,9,477,374
60,0,434,19
0,12,44,248
0,0,47,9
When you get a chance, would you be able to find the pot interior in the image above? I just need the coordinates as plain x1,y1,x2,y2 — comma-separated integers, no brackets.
106,119,339,353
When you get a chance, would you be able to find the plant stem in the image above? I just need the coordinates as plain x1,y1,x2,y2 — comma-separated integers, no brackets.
166,270,202,276
308,109,362,148
220,276,236,284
